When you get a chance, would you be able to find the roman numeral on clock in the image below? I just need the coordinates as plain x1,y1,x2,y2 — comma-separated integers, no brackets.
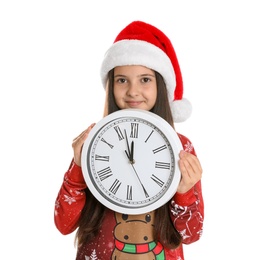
101,138,114,149
126,185,133,200
130,123,139,138
97,167,112,181
151,174,165,187
95,155,109,162
114,126,124,141
109,179,122,194
145,130,154,143
155,161,170,170
152,145,167,154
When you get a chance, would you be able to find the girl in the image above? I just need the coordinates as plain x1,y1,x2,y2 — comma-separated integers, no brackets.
54,21,204,260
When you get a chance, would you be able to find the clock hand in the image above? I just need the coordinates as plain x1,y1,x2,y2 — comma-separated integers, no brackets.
125,150,130,160
124,139,135,164
125,130,131,160
130,164,149,198
130,141,135,164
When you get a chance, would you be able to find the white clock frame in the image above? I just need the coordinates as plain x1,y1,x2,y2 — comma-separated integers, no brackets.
81,109,182,214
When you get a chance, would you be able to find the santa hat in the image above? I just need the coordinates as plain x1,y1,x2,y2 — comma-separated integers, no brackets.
100,21,192,122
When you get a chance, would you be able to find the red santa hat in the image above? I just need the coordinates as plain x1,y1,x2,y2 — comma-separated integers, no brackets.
100,21,192,122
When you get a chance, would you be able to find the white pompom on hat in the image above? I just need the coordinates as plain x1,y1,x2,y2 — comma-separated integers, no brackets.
100,21,192,122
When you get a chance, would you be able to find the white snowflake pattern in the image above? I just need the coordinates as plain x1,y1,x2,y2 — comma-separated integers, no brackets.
64,176,69,184
170,202,187,216
184,141,193,153
89,249,98,260
107,241,114,249
179,229,191,240
55,200,60,209
197,227,203,237
64,194,76,205
75,190,82,195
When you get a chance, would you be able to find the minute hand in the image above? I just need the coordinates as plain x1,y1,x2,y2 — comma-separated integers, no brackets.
130,164,149,198
130,141,135,163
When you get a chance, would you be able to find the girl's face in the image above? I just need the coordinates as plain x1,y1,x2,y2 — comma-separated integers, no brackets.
113,65,157,111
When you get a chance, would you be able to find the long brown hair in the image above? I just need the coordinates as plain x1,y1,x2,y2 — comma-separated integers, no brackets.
75,68,182,249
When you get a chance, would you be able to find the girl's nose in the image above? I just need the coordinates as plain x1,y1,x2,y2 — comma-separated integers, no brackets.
126,83,139,96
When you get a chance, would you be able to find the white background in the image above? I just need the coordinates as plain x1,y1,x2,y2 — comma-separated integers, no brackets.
1,1,259,259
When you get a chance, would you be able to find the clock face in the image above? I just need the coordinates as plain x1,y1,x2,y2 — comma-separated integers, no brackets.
81,109,182,214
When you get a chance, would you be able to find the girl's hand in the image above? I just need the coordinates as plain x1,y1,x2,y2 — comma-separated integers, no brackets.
72,123,95,166
177,150,203,194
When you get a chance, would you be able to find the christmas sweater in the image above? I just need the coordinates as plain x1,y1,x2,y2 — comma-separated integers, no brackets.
54,133,204,260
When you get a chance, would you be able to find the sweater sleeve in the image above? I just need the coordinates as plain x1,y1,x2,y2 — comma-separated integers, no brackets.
169,133,204,244
54,160,87,235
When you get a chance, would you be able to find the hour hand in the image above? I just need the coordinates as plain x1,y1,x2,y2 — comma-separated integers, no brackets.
124,130,131,160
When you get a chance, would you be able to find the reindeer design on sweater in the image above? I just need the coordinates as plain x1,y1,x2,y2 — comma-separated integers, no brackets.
111,211,165,260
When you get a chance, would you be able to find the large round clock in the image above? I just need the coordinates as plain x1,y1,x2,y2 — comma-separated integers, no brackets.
81,109,182,215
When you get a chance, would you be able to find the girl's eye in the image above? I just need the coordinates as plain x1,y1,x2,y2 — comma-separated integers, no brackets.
116,78,126,84
142,77,151,83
